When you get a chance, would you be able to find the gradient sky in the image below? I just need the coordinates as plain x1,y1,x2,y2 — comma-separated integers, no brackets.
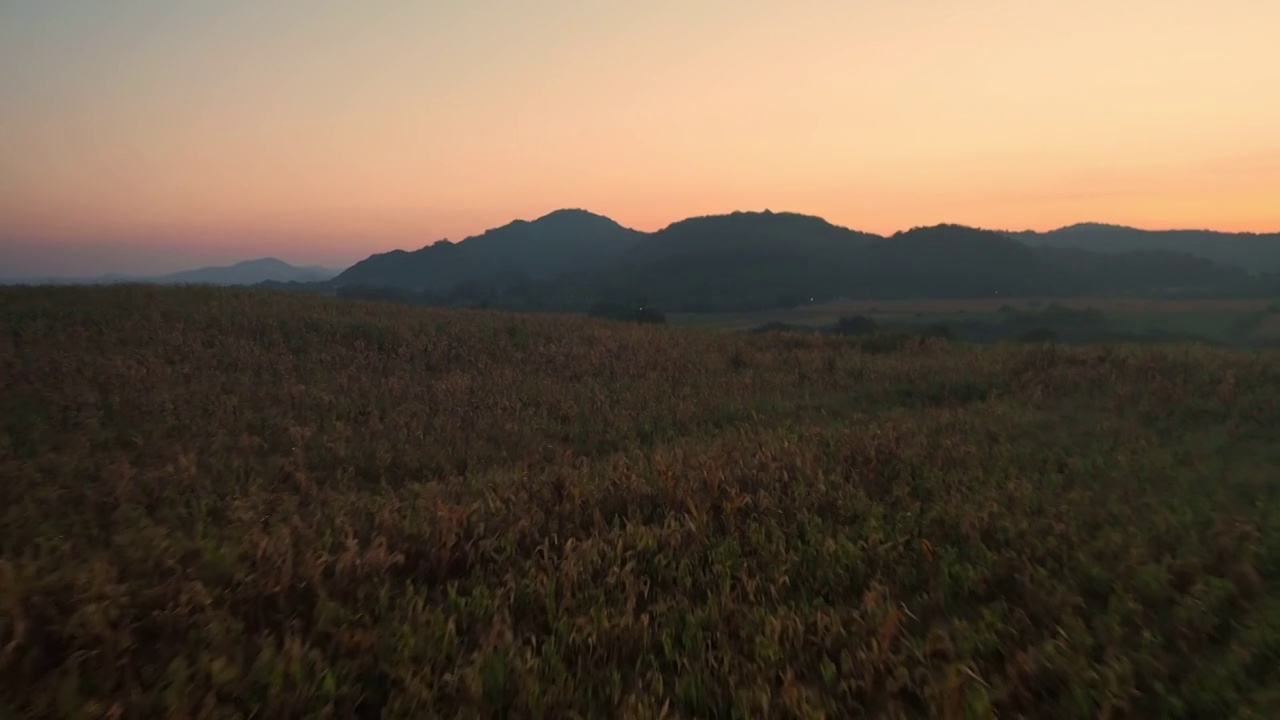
2,0,1279,276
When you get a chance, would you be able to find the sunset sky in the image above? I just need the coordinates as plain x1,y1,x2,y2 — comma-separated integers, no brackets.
2,0,1278,276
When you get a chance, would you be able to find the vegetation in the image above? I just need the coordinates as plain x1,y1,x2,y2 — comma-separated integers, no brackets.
833,315,879,337
311,210,1280,316
334,209,643,291
677,297,1280,349
3,285,1280,718
1010,223,1280,274
588,300,667,325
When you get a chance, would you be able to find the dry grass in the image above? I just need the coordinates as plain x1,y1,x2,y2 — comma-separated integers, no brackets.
2,285,1279,719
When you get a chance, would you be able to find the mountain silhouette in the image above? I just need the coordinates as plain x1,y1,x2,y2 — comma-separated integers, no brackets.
2,258,339,286
1008,224,1280,273
565,211,885,311
327,209,1277,313
847,225,1060,298
335,209,643,290
155,258,339,285
626,210,882,261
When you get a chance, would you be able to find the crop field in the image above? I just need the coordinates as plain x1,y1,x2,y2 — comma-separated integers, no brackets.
3,285,1280,718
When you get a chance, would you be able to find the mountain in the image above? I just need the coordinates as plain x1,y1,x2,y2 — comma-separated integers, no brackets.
1035,246,1253,294
329,209,1278,313
1,258,340,286
1009,223,1280,273
587,222,1259,311
847,225,1061,298
0,273,135,286
626,210,882,262
333,209,643,290
154,258,340,285
576,211,885,311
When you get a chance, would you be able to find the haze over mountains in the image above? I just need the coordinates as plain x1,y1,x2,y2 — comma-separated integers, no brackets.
1010,223,1280,271
8,211,1279,313
1,258,341,286
326,209,1280,313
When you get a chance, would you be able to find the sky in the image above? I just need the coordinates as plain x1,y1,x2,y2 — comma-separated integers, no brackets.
2,0,1279,276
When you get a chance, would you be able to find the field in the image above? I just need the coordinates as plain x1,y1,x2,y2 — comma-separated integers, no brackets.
670,297,1280,344
3,285,1280,718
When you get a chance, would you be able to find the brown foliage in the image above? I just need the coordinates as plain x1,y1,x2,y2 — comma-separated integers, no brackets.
2,285,1279,718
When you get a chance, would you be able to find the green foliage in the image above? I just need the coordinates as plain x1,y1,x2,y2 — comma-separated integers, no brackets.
588,300,667,325
834,315,879,336
923,323,955,340
1018,327,1058,344
999,304,1108,333
2,285,1280,718
1018,222,1280,274
751,321,809,335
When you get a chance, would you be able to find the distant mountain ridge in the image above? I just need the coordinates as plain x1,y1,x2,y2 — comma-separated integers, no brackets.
1007,223,1280,272
328,209,1279,313
2,257,341,286
155,257,340,285
10,212,1277,311
335,209,643,290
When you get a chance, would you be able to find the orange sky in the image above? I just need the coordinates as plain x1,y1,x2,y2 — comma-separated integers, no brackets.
2,0,1279,275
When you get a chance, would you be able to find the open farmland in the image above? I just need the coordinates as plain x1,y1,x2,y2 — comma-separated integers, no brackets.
672,297,1280,345
2,286,1280,718
782,297,1277,315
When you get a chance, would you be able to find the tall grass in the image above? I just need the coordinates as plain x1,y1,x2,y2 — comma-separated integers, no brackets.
2,285,1278,718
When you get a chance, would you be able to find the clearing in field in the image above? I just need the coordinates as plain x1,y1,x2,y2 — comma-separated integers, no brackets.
2,286,1279,718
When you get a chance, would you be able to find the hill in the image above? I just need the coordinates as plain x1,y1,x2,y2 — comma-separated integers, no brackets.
333,208,643,291
625,210,883,261
0,258,339,286
1033,245,1255,295
1010,223,1280,273
850,224,1062,298
0,273,135,286
579,210,884,312
2,285,1279,717
580,222,1266,312
155,257,340,285
329,210,1279,313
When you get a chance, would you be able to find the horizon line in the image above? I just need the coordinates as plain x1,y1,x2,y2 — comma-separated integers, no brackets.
5,210,1279,281
453,208,1280,243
